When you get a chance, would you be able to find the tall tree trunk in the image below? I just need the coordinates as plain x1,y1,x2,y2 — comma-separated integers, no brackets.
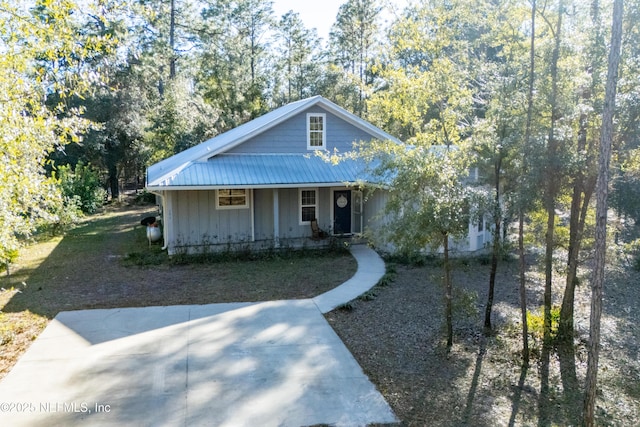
517,0,536,364
543,0,564,343
518,211,529,363
108,162,119,200
444,232,453,349
559,0,602,343
484,154,502,332
583,0,623,424
169,0,176,79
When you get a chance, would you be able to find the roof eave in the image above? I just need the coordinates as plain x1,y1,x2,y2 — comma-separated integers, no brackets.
145,181,381,191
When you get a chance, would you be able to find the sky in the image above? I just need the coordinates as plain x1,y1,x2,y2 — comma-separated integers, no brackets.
271,0,408,43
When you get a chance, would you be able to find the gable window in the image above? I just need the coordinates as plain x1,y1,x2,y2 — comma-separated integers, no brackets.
307,113,326,150
300,188,317,224
217,189,248,209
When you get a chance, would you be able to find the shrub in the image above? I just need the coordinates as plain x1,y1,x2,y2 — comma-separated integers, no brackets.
623,238,640,271
56,162,106,214
527,306,561,341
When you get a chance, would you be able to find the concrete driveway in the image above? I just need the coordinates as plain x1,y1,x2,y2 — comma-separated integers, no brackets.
0,299,396,426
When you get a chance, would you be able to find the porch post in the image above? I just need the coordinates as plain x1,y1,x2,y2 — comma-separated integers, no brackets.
273,188,280,248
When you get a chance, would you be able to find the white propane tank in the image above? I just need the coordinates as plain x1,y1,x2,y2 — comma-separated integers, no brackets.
147,226,162,243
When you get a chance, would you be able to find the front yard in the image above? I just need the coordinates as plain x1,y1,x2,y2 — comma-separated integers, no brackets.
1,199,638,426
327,254,640,426
0,200,356,380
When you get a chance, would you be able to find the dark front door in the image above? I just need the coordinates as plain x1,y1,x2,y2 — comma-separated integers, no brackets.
333,190,351,235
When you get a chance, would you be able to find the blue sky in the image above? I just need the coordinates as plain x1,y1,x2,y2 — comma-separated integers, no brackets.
271,0,408,42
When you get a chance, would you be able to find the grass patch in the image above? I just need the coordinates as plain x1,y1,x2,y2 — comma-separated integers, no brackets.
124,243,350,267
0,202,359,380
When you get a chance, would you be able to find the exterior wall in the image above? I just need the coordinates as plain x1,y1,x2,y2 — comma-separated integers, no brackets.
359,189,491,254
273,188,331,239
163,187,338,254
161,185,488,255
167,190,253,252
253,189,274,241
362,189,392,251
226,108,375,154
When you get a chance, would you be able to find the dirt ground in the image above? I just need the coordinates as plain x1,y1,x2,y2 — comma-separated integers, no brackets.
326,252,640,426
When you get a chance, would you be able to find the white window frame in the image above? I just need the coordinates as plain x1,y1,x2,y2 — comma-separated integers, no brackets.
216,188,249,210
299,188,318,225
306,113,326,150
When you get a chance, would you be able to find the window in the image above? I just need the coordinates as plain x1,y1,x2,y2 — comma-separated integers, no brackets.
300,189,317,224
307,113,325,149
217,189,248,209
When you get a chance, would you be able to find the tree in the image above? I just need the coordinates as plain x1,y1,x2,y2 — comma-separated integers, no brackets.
83,81,147,199
583,0,623,423
199,0,274,129
558,0,606,343
471,0,532,332
0,0,113,265
541,0,565,347
273,11,322,105
147,77,219,163
362,142,478,349
362,0,490,349
328,0,381,114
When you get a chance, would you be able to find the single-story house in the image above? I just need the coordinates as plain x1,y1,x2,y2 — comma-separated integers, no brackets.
146,96,490,254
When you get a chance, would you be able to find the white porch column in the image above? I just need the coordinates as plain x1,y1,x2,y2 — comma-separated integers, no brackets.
273,188,280,248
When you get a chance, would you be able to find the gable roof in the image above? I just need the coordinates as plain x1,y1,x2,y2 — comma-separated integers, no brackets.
146,96,400,189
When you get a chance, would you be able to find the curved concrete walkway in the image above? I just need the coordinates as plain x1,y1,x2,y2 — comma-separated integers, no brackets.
0,244,395,427
313,244,386,313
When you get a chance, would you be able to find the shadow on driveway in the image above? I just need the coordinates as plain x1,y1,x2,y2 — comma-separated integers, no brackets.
0,300,396,427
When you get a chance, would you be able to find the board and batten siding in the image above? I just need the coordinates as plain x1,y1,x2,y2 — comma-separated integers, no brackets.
170,190,252,249
226,108,376,154
253,189,274,241
165,187,336,253
272,188,329,239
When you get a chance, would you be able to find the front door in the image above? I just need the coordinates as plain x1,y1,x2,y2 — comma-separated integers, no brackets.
333,190,351,235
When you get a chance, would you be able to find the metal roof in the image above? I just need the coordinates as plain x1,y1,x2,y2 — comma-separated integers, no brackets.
146,96,401,188
149,154,377,189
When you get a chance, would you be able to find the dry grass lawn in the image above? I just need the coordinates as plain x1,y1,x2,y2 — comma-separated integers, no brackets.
0,200,356,380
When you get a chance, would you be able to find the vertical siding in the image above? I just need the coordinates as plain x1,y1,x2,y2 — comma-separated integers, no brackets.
172,190,252,249
226,108,377,154
254,189,274,241
363,190,392,251
317,188,331,231
278,188,301,238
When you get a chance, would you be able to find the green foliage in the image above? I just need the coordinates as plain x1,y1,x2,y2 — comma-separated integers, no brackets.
525,206,570,249
56,162,106,214
272,11,323,105
125,242,350,267
358,289,378,301
527,306,561,341
452,287,479,320
0,0,115,265
361,142,481,254
622,238,640,271
147,78,218,163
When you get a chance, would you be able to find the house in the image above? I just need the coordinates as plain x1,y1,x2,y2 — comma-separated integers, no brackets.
146,96,491,255
146,96,394,254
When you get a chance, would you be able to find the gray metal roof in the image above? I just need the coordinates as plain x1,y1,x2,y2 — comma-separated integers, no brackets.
150,154,375,189
146,96,401,188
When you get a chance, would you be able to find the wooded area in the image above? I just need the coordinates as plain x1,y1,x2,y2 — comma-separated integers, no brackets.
1,0,638,424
